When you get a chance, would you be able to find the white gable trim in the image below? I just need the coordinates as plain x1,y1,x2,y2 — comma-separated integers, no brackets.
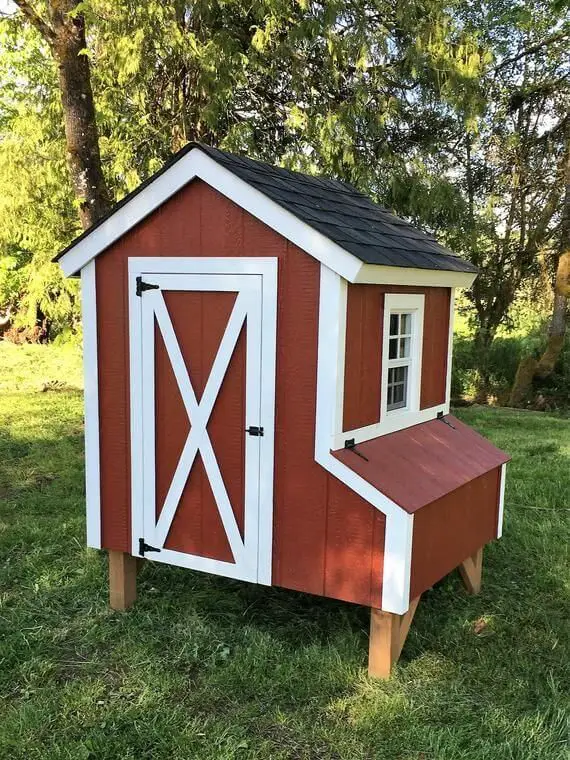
57,147,478,289
58,148,361,281
315,263,413,615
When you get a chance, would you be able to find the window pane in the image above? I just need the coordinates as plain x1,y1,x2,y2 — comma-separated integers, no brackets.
387,365,409,411
389,313,399,336
400,313,411,335
395,365,407,383
389,338,398,359
393,383,404,405
399,337,410,358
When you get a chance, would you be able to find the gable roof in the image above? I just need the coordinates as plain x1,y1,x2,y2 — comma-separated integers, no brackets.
197,145,476,273
55,142,478,282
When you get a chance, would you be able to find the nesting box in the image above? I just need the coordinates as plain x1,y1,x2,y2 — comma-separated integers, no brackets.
56,144,509,677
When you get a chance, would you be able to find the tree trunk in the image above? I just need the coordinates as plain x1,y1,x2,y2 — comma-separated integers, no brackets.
509,132,570,406
14,0,111,230
472,324,496,403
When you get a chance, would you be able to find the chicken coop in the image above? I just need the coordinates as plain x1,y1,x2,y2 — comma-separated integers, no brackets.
55,143,509,677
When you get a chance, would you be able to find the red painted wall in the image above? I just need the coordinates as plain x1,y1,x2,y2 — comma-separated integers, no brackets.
95,178,385,608
409,467,501,599
342,284,451,431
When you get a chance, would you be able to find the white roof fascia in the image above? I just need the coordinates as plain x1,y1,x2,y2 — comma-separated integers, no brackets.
57,148,362,281
355,264,477,289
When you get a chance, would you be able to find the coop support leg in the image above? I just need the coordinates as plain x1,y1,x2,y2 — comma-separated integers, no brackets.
458,547,483,595
368,596,421,679
108,551,137,610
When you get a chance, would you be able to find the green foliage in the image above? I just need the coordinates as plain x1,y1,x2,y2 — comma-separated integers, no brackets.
0,344,569,758
0,18,79,331
0,0,491,334
452,328,570,406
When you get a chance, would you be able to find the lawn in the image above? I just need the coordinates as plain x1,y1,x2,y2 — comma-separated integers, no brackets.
0,343,568,760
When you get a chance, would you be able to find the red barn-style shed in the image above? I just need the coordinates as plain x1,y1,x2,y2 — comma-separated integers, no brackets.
56,144,509,677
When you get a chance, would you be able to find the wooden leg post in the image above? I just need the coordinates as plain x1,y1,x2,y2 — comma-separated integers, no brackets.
368,596,420,679
458,547,483,595
109,551,137,610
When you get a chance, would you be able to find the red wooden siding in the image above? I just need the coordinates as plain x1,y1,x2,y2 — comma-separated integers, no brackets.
156,290,245,561
95,178,385,607
332,414,510,513
343,285,383,430
409,467,501,599
342,284,451,431
420,288,451,409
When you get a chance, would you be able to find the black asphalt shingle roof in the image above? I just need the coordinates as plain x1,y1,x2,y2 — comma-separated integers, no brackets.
55,142,477,274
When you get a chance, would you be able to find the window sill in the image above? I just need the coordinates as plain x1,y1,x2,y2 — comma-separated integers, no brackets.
332,404,447,450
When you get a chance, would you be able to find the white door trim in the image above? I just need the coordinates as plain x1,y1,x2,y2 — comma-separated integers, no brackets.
128,257,277,585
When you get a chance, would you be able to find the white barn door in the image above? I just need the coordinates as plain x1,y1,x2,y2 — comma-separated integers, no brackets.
128,258,277,585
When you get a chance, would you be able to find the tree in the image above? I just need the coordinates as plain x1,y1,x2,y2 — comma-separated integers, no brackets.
1,0,486,335
510,124,570,405
12,0,111,229
433,0,570,398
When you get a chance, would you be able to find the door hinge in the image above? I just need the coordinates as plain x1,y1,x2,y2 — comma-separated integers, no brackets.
136,276,159,297
245,425,264,437
139,538,161,556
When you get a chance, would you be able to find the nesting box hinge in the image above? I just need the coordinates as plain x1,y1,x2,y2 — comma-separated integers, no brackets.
437,411,456,429
136,276,159,297
138,538,161,556
344,438,369,461
245,426,264,436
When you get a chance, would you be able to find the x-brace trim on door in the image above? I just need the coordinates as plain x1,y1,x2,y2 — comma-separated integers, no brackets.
148,289,248,563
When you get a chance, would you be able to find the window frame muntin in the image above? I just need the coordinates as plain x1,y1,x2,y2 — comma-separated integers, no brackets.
381,293,425,420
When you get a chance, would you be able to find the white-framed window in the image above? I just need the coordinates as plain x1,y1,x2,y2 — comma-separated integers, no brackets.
381,294,425,419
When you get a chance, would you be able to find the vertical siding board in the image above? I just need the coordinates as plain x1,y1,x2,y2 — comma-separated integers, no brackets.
420,288,450,409
97,255,131,552
369,511,385,609
343,285,382,430
324,476,378,606
409,468,501,599
271,242,328,596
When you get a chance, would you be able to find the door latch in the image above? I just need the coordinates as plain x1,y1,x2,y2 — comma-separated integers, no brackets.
245,426,264,437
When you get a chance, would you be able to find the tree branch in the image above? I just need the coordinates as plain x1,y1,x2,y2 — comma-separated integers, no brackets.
12,0,55,44
495,31,568,71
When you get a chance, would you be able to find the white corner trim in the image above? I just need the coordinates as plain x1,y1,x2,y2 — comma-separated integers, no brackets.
80,260,101,549
497,463,507,539
58,148,361,282
444,287,455,413
355,264,477,289
315,264,413,614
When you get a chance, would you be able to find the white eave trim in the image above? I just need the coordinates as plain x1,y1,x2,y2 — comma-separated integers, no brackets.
57,146,478,290
57,148,361,281
355,264,477,289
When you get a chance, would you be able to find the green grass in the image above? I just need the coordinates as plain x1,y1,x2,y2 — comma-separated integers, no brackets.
1,344,569,760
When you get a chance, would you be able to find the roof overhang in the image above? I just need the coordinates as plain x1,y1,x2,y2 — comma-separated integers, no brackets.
56,146,477,290
355,263,477,289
